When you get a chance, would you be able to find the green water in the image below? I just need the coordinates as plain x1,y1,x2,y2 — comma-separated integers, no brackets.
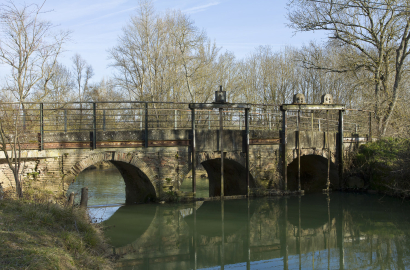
180,177,210,198
67,167,126,206
71,169,410,269
104,194,410,270
67,168,210,206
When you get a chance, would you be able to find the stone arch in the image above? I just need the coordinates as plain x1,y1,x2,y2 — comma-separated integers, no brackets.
197,152,256,196
288,148,337,164
64,151,158,203
287,154,339,192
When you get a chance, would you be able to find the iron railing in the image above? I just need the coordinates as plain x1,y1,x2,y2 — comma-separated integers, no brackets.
0,101,373,136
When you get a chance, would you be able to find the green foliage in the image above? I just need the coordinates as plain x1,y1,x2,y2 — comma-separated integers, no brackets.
354,138,410,194
356,138,408,166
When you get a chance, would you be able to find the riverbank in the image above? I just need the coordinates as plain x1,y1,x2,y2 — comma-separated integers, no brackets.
0,190,114,269
349,138,410,197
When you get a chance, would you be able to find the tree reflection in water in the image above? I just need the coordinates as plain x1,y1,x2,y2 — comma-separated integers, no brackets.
102,193,410,269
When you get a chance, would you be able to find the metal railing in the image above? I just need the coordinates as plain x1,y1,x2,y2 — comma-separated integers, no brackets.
0,101,372,139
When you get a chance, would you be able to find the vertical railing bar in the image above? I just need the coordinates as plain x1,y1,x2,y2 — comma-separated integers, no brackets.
174,109,177,130
191,107,196,196
40,103,44,151
103,109,106,131
297,110,301,192
64,109,67,133
326,110,330,192
220,107,224,199
245,108,250,197
281,107,287,191
145,103,148,148
92,102,96,150
339,110,344,189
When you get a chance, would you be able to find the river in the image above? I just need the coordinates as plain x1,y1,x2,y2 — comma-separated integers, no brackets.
68,167,410,269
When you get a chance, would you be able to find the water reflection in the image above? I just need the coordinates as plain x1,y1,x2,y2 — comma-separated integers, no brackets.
102,193,410,269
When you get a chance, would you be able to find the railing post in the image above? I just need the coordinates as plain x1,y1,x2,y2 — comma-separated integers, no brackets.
326,110,330,192
92,102,96,150
191,108,196,196
220,107,224,199
318,118,321,132
103,109,106,131
269,113,272,130
368,111,372,142
40,103,44,151
245,108,250,197
355,123,358,134
339,110,344,189
297,110,301,192
296,111,299,128
64,109,67,132
281,107,287,191
145,103,148,148
174,109,178,130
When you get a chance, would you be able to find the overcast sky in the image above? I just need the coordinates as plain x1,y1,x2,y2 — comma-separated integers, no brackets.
7,0,326,82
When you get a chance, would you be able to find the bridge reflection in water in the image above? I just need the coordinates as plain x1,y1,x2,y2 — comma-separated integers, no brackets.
103,193,410,269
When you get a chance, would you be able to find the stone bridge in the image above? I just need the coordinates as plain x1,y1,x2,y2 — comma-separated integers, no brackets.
0,101,372,202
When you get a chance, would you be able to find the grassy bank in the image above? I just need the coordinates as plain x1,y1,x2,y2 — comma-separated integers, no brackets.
0,190,114,269
353,138,410,196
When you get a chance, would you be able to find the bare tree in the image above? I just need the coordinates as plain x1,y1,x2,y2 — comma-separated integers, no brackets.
34,62,74,103
72,54,93,130
109,0,219,103
0,1,70,197
288,0,410,137
0,1,70,103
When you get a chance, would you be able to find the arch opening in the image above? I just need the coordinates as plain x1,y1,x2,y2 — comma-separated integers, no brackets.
287,155,339,193
110,161,157,204
67,154,158,205
67,162,125,206
201,158,256,197
180,165,210,198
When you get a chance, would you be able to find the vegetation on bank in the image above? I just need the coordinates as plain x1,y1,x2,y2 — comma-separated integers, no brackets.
0,190,114,270
352,138,410,196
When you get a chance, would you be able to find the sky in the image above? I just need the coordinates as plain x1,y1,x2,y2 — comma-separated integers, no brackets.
4,0,326,82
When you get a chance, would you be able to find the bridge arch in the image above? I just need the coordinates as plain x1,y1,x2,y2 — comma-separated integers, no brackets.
200,152,256,196
180,152,257,197
64,152,158,203
287,154,339,192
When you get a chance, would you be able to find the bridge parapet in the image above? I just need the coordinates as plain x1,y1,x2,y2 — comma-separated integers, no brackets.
0,101,373,201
